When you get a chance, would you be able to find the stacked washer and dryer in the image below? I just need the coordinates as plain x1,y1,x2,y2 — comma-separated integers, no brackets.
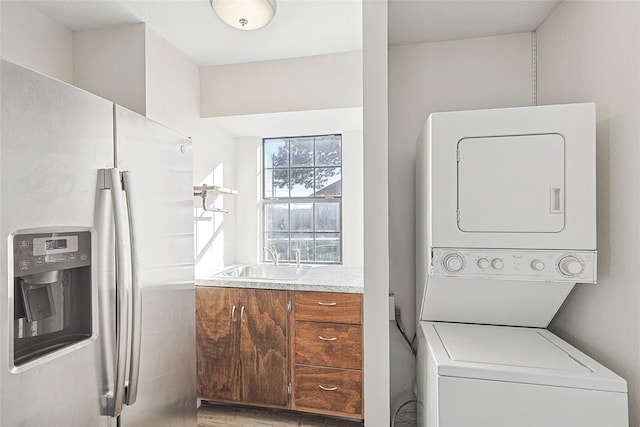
415,103,629,427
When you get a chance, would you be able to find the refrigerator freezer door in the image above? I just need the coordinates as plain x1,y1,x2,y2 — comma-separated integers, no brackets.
115,105,196,426
1,60,114,425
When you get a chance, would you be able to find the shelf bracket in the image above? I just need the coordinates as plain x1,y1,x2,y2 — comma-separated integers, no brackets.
193,185,238,214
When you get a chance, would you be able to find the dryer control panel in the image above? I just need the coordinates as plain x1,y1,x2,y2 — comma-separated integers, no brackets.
430,248,596,283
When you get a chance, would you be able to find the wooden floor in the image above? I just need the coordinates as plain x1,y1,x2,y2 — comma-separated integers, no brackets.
198,403,364,427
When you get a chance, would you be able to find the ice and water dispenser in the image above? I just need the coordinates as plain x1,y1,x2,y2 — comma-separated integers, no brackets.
13,230,92,366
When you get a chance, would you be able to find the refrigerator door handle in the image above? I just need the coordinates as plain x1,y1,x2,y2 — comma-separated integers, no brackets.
122,171,142,406
105,168,132,418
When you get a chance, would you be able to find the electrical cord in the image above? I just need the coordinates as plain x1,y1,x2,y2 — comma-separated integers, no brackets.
390,302,418,426
394,306,417,356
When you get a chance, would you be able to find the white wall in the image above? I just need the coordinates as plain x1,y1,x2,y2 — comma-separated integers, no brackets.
0,1,73,83
145,27,199,136
205,54,365,270
73,24,147,116
233,130,363,268
342,130,364,268
234,136,262,265
200,51,363,117
362,0,390,423
537,2,640,425
388,32,534,409
193,121,237,276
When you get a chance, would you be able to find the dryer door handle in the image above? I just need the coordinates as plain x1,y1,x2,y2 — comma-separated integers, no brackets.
550,186,563,213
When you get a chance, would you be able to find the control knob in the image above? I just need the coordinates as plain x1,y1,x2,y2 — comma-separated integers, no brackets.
491,258,504,270
558,255,584,277
442,253,464,273
531,260,545,271
477,258,490,269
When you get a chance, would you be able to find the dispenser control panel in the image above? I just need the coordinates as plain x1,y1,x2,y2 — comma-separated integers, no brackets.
430,247,596,283
33,236,79,256
13,231,91,277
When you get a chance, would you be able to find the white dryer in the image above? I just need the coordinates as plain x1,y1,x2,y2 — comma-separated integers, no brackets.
417,322,628,427
414,103,628,426
416,103,598,328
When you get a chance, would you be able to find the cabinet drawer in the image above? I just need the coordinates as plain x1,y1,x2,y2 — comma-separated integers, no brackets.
294,291,362,324
293,365,362,417
294,322,362,369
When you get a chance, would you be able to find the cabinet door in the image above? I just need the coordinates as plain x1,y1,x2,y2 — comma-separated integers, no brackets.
196,287,239,401
238,289,288,407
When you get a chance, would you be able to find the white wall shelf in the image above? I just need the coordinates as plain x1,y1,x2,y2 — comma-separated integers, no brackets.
193,185,239,196
194,185,238,213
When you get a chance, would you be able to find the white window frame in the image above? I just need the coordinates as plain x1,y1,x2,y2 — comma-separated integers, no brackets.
262,135,343,264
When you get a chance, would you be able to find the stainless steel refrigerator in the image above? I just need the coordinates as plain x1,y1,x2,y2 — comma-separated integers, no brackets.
0,59,196,426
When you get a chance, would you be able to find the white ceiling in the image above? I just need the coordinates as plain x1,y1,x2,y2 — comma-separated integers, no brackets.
388,0,562,46
24,0,561,67
25,0,363,67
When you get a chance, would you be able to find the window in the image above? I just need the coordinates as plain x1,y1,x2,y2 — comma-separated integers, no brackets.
263,135,342,264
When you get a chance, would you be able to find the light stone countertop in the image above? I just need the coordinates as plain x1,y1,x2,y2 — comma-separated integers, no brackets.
196,265,364,294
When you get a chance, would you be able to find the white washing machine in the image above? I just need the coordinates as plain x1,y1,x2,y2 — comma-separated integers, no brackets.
416,322,628,427
415,103,629,426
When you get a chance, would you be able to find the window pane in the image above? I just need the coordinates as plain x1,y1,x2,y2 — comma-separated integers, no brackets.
265,232,289,260
290,168,314,197
315,233,340,263
290,137,314,167
290,203,313,232
315,203,340,232
314,167,341,196
265,169,289,198
264,139,289,168
315,135,341,167
263,135,342,264
265,203,289,232
291,233,314,262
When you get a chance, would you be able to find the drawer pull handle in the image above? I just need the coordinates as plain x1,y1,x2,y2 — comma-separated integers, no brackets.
318,336,338,341
317,301,337,306
319,385,338,391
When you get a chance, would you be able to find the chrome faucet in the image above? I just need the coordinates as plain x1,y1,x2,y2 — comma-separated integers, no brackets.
263,246,279,265
295,248,301,268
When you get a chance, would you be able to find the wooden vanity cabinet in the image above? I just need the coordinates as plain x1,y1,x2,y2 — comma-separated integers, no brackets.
197,286,364,420
196,287,288,408
290,291,364,419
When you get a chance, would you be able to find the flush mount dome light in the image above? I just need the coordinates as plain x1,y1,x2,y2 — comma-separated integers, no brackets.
211,0,277,30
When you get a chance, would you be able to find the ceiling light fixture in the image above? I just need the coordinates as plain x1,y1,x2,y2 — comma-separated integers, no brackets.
210,0,277,31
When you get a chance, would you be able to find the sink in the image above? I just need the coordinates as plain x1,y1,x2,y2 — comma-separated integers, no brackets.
216,264,311,281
